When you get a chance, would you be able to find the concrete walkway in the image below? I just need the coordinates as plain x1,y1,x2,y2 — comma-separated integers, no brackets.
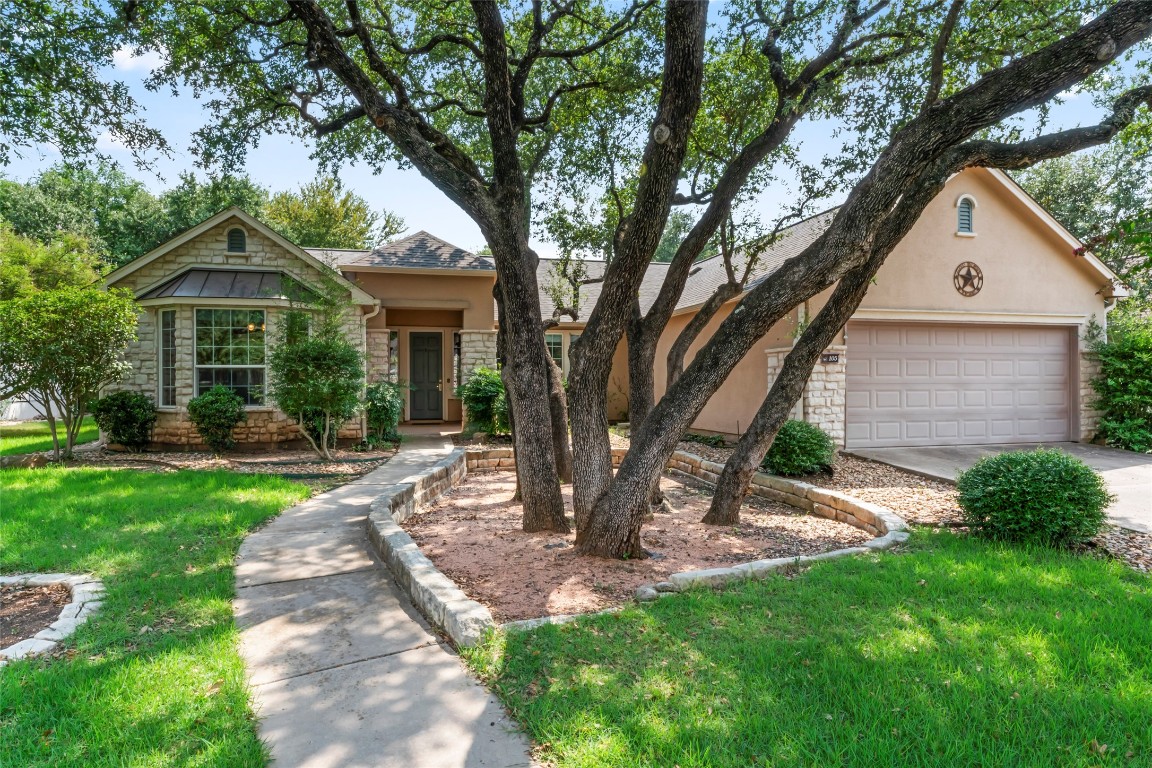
850,442,1152,533
234,436,533,768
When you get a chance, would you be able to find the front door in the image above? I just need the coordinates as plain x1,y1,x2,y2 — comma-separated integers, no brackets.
409,332,443,420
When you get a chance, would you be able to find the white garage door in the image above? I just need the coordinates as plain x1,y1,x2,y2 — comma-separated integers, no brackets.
845,323,1071,448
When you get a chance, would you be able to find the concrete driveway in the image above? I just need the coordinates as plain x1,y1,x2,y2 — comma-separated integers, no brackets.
848,442,1152,533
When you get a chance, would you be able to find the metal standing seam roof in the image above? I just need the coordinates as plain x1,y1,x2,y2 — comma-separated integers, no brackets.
139,269,317,301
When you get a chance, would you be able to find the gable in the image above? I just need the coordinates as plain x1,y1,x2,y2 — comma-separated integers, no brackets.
857,167,1115,319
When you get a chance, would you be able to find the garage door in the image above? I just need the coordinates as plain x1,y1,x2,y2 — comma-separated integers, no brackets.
845,323,1071,448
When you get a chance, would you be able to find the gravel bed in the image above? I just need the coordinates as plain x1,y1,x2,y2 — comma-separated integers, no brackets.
68,446,397,478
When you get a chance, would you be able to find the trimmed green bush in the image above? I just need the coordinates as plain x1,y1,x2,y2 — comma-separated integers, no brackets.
365,380,406,441
956,448,1112,547
187,386,246,454
89,391,156,452
761,420,835,476
457,367,509,435
1090,316,1152,452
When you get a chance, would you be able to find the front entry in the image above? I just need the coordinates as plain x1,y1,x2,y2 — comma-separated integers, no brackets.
409,332,443,420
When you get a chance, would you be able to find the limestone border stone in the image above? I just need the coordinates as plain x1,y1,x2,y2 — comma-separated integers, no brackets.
0,573,105,665
372,446,910,642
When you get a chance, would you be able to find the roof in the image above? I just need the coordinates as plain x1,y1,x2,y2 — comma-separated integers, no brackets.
139,269,317,302
535,259,671,322
307,231,495,272
103,207,378,306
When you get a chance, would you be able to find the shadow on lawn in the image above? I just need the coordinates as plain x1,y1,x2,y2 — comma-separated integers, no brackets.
475,530,1152,768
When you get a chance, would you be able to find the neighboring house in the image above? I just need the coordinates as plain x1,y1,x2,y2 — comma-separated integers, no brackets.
104,167,1124,450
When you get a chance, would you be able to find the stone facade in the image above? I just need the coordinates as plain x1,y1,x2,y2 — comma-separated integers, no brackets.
766,344,848,447
1079,350,1103,442
802,344,847,446
458,330,498,384
366,329,395,382
105,217,367,448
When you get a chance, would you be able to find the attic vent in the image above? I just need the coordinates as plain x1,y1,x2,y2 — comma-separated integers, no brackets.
957,198,974,234
227,227,247,253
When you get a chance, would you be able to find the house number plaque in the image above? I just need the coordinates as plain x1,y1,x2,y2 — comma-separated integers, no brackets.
821,352,840,363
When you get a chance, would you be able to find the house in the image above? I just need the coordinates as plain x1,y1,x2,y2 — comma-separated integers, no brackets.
103,167,1124,450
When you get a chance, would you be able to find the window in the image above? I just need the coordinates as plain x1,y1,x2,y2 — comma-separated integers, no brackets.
159,310,176,407
957,197,975,234
195,308,266,405
226,227,247,252
545,333,564,370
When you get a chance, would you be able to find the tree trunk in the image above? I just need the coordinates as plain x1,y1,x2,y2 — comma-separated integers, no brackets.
489,237,569,533
668,283,740,386
547,355,573,483
626,305,657,431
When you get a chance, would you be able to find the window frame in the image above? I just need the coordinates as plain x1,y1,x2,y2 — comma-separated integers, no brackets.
158,309,177,408
545,332,564,372
193,307,269,407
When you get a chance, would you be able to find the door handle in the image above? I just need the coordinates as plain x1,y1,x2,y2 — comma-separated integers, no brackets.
436,382,442,391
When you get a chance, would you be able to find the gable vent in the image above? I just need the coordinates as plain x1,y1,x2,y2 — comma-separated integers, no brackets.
227,227,247,253
957,199,974,233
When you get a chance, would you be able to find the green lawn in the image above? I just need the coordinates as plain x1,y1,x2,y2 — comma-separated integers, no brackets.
0,467,310,767
469,530,1152,767
0,417,99,456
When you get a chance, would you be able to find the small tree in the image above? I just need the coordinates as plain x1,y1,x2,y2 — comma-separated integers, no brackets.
0,287,138,459
269,307,365,461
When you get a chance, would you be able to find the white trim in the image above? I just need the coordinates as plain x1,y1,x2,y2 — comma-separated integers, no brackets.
139,296,301,309
954,231,977,238
850,308,1089,325
954,193,978,208
339,265,496,277
103,207,378,305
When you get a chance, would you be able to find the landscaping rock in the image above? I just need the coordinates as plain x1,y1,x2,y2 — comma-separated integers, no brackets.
2,637,56,660
669,567,742,589
634,586,659,602
654,581,679,593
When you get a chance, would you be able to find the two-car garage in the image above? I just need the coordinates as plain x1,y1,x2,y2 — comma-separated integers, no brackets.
844,322,1073,448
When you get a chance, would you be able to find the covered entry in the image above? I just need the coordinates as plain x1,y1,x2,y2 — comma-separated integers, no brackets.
845,322,1072,448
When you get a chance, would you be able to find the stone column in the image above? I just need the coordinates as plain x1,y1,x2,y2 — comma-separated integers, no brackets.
803,345,847,447
366,329,393,382
1079,351,1102,442
458,330,498,385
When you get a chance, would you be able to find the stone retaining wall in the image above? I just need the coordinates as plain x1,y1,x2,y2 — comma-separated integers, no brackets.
370,446,909,644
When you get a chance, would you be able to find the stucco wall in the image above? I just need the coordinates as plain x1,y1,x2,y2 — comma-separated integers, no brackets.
352,271,496,329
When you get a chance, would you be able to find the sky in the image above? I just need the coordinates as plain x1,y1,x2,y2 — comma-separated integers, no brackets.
0,40,1126,258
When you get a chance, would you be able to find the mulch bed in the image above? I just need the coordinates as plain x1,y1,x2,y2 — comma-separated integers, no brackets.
67,446,397,484
0,584,70,648
404,470,871,622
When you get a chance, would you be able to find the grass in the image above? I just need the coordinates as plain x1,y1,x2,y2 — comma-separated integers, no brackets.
0,467,310,767
468,530,1152,767
0,417,99,456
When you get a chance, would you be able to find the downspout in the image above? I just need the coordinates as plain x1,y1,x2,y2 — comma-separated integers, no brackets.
361,301,383,439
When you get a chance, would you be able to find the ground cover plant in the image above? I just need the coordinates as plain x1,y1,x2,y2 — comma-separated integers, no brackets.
469,530,1152,768
0,417,98,456
0,466,309,767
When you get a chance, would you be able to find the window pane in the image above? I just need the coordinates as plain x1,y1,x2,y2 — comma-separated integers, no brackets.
545,333,563,368
160,310,176,407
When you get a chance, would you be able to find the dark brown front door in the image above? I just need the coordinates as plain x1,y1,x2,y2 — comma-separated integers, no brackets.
410,332,443,420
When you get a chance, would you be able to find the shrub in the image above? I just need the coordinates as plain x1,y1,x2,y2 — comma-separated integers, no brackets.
1090,316,1152,452
956,448,1112,547
90,391,156,451
457,367,510,435
365,380,406,441
761,420,835,476
187,386,246,454
268,309,365,460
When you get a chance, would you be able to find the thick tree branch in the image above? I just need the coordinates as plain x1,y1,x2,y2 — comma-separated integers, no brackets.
922,0,966,111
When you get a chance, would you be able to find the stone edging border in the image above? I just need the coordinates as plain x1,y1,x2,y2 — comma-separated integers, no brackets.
0,573,105,664
367,447,909,646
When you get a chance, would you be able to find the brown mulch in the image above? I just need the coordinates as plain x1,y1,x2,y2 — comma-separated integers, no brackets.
404,470,871,622
67,446,397,480
0,584,70,648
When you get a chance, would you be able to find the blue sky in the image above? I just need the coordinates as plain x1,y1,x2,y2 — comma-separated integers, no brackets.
1,43,1121,257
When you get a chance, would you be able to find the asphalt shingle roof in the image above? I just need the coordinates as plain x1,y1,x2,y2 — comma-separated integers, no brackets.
306,231,495,271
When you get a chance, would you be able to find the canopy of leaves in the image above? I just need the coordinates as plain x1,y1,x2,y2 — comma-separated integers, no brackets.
262,176,405,249
0,222,103,300
1013,140,1152,299
0,0,167,167
159,173,270,237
